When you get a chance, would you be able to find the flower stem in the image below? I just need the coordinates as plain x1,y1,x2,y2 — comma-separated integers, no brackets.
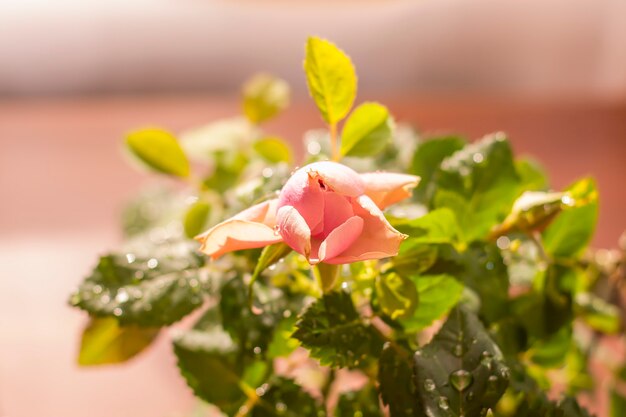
329,122,339,161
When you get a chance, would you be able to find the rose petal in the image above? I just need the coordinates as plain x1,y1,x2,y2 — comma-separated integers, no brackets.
278,169,324,233
325,195,407,264
277,205,312,258
360,172,420,209
318,216,364,263
320,192,354,238
196,199,281,259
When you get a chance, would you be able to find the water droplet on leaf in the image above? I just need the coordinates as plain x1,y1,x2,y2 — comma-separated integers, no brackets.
423,379,436,392
450,370,473,392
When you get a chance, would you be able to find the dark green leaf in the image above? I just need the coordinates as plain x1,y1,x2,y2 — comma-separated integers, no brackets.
413,307,509,417
251,377,322,417
242,74,290,124
125,128,190,177
542,178,598,258
77,317,159,366
432,133,520,242
528,326,572,368
379,343,425,417
183,200,211,239
340,102,393,157
400,274,463,333
336,384,383,417
574,292,621,334
293,290,384,368
410,136,466,202
304,37,357,125
174,323,249,415
376,272,418,320
70,237,206,327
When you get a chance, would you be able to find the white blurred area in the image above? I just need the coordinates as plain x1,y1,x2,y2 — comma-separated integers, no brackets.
1,0,625,100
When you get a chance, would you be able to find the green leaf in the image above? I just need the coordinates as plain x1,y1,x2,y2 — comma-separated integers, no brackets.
574,292,621,334
251,243,293,287
491,191,567,237
242,73,290,124
400,274,463,333
174,324,249,415
392,243,439,278
413,307,509,417
392,208,461,245
183,200,211,239
433,133,520,242
220,277,303,358
378,344,424,417
293,290,384,368
125,128,190,177
251,377,322,417
266,315,299,359
542,178,598,258
70,236,206,327
527,325,572,368
340,102,393,157
410,136,466,202
515,158,549,191
377,272,418,320
304,37,357,125
253,136,293,164
336,384,383,417
611,389,626,417
77,317,159,366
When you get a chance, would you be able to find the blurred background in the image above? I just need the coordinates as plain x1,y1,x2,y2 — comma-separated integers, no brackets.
0,1,624,416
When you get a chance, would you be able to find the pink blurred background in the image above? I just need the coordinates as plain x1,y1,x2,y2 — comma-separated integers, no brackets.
1,1,625,416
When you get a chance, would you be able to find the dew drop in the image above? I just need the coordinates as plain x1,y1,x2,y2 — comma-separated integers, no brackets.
126,253,136,263
472,153,484,163
147,258,159,269
93,285,103,295
189,278,199,288
282,310,292,318
262,167,274,178
486,261,494,270
307,141,321,155
253,346,262,355
437,396,450,410
276,402,287,413
134,270,145,279
113,307,123,316
115,289,129,303
488,375,498,388
100,294,111,304
496,236,510,250
423,379,436,392
450,369,473,392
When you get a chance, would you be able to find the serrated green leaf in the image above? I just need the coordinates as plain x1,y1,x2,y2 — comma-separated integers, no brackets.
125,128,190,177
336,384,383,417
340,102,393,157
304,37,357,125
174,324,248,414
574,292,621,334
400,274,463,332
433,134,520,243
410,136,466,202
242,73,290,124
413,307,509,417
77,317,159,366
251,377,322,417
70,236,206,327
293,290,384,368
379,344,425,417
184,200,211,239
253,136,293,164
377,272,418,320
542,178,598,258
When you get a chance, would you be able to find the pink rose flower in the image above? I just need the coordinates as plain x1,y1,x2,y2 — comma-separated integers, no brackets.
197,161,419,265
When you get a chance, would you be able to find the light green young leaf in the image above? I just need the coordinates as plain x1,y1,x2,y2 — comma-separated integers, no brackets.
340,102,393,157
304,37,357,125
515,158,549,191
392,208,461,245
376,272,418,320
400,274,463,332
242,73,290,124
183,200,211,239
542,177,598,258
253,136,293,164
125,128,190,177
78,317,159,366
